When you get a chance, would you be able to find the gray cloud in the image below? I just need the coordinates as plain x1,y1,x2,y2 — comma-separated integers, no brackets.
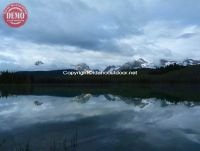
177,33,198,39
0,0,144,51
0,55,16,63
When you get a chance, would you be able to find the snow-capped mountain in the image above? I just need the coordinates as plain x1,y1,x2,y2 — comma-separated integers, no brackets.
35,61,44,66
71,63,91,71
119,58,155,71
103,58,200,72
182,59,200,66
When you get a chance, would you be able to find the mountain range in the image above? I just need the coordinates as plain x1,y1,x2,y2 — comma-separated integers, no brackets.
34,58,200,72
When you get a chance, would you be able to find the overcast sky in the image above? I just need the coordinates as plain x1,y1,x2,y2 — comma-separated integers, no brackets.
0,0,200,71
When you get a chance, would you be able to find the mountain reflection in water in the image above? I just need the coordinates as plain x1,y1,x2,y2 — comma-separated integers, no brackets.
0,85,200,151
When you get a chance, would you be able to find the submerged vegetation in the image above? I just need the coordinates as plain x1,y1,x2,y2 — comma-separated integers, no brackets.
0,130,78,151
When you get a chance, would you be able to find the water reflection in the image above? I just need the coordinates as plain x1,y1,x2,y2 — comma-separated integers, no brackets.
0,93,200,150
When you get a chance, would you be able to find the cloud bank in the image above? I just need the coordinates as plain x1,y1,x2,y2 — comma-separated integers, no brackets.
0,0,200,70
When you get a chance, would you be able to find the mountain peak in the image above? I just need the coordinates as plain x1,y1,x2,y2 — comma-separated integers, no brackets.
35,61,44,66
72,63,91,71
120,58,152,70
137,58,148,63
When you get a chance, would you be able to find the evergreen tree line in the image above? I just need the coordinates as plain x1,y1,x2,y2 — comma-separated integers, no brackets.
0,64,199,84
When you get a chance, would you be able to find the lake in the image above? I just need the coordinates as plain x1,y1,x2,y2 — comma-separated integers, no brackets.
0,84,200,151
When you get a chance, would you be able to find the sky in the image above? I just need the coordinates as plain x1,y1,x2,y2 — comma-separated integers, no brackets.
0,0,200,71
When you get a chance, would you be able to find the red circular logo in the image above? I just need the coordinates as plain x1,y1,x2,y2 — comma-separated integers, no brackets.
3,3,28,28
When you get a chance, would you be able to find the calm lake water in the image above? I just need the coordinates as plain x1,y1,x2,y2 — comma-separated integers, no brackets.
0,85,200,151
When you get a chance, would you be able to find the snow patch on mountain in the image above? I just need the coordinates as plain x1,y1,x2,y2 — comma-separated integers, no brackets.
104,65,121,72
